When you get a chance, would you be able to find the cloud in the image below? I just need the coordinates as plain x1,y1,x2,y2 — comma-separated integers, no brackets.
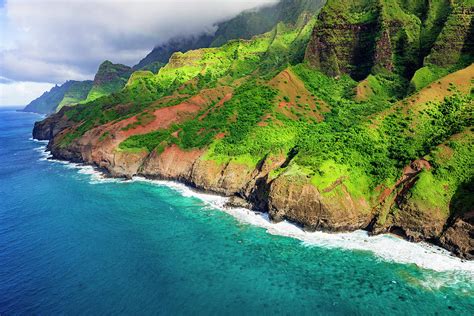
0,80,55,106
0,0,278,84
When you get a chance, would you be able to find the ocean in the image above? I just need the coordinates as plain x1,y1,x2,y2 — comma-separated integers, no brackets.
0,108,473,315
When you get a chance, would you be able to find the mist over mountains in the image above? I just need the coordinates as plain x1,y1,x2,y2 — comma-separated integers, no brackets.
23,0,322,113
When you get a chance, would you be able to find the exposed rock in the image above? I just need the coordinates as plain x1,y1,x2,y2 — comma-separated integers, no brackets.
33,111,74,140
439,214,474,260
225,196,253,209
140,145,203,181
305,0,472,79
268,174,372,231
190,159,255,196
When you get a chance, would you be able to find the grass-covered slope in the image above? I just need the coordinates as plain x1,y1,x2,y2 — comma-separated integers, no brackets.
135,0,325,69
56,80,93,111
305,0,473,82
82,60,132,103
23,80,85,114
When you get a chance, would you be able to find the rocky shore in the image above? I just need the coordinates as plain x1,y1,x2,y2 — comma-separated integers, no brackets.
33,113,473,259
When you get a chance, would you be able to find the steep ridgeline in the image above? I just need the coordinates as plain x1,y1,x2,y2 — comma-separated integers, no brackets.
133,35,214,71
23,61,132,114
305,0,473,87
23,80,93,114
134,0,326,69
33,1,473,258
56,81,94,111
25,0,324,115
82,60,132,103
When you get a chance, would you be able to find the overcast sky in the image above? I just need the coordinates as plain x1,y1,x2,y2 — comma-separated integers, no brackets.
0,0,277,106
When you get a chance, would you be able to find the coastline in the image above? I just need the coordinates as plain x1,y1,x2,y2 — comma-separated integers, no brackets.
32,139,474,276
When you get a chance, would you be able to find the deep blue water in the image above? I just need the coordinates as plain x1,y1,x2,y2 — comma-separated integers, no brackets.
0,108,473,315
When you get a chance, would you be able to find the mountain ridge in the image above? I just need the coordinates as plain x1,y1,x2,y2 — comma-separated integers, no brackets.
24,0,326,114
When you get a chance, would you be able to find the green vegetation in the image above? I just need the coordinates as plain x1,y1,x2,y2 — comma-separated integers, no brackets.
82,61,132,103
286,66,472,201
56,81,93,111
46,0,473,220
411,130,473,213
410,65,449,91
24,81,80,114
119,129,170,153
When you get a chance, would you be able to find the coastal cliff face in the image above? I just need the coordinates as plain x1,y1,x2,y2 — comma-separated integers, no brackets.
305,0,473,79
32,0,473,259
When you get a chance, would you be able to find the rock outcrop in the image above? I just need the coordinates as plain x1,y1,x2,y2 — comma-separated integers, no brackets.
268,174,372,231
425,3,474,67
305,0,473,79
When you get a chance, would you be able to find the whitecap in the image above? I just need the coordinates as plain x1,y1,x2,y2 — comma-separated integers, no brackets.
29,137,49,144
32,144,474,277
33,145,53,161
129,177,474,277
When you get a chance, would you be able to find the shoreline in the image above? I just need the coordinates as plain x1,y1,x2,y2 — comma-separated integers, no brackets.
32,139,474,276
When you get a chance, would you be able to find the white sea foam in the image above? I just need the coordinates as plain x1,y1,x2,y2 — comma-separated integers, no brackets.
29,137,49,144
59,160,122,184
131,177,474,277
31,139,122,184
31,142,474,277
34,145,53,161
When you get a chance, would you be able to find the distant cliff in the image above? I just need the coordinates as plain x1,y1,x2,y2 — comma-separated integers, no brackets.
82,61,132,103
23,80,92,114
23,61,132,114
134,0,326,69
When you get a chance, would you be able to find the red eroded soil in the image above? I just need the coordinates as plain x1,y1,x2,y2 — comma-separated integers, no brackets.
215,132,226,140
268,68,329,122
120,102,201,138
108,86,233,142
199,92,233,121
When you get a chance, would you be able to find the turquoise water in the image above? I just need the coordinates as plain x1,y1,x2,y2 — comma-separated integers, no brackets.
0,108,473,315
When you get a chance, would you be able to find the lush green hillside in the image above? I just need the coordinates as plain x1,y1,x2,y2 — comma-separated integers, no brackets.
23,81,81,114
56,80,93,111
305,0,473,93
34,0,474,258
82,60,132,103
134,0,325,69
59,15,317,143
